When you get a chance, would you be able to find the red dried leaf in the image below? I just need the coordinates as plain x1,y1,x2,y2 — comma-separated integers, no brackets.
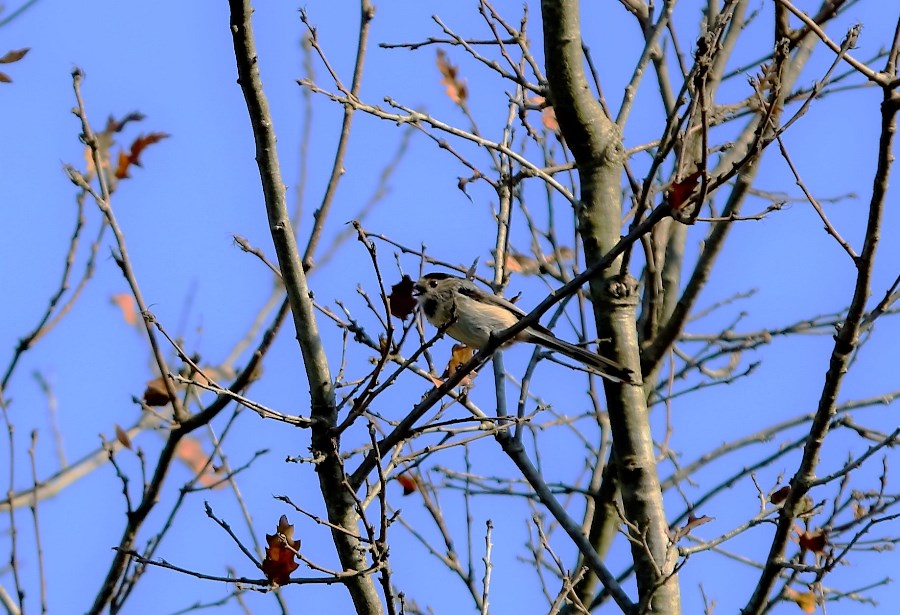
115,132,170,179
797,529,828,554
262,515,300,585
0,72,11,83
770,485,791,505
684,513,712,532
113,150,132,180
0,48,29,64
388,275,417,320
667,170,702,211
671,512,713,542
128,132,169,166
397,473,418,496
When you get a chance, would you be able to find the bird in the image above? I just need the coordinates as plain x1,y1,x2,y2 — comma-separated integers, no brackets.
413,272,633,383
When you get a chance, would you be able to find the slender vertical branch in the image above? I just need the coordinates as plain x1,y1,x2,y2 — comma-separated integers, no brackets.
28,431,48,615
228,2,382,613
301,1,376,268
1,403,25,613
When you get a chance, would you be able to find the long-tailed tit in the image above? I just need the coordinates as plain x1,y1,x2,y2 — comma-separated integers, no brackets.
413,273,633,383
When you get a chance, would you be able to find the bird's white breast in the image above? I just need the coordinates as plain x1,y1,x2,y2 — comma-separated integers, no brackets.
445,293,517,349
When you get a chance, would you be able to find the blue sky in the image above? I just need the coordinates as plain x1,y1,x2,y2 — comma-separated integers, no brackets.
1,1,899,614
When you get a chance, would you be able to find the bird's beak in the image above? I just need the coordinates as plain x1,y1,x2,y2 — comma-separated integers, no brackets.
412,283,424,296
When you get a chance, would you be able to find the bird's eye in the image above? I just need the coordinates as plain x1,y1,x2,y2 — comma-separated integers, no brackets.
429,280,437,288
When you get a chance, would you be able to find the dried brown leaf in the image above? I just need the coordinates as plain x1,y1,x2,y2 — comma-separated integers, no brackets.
114,424,132,450
797,528,828,554
107,112,146,134
671,512,713,542
143,376,172,407
262,515,300,585
397,473,419,496
0,48,29,64
784,588,817,614
770,485,791,505
447,344,476,387
436,49,467,104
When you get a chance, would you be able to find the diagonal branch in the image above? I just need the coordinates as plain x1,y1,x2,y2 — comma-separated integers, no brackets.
742,79,898,615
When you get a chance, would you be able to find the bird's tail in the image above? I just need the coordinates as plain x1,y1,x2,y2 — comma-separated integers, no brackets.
523,329,635,384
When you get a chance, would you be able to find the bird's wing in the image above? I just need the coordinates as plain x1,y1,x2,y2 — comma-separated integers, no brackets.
455,282,529,317
455,281,556,335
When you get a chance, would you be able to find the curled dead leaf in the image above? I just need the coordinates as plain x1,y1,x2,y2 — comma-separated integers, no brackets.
388,275,417,320
114,424,132,450
770,485,791,505
784,587,817,614
667,170,703,224
115,132,170,179
110,293,138,326
671,512,713,542
107,112,146,134
0,48,29,82
143,376,173,406
397,473,419,496
796,528,828,554
447,344,476,387
436,49,468,104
